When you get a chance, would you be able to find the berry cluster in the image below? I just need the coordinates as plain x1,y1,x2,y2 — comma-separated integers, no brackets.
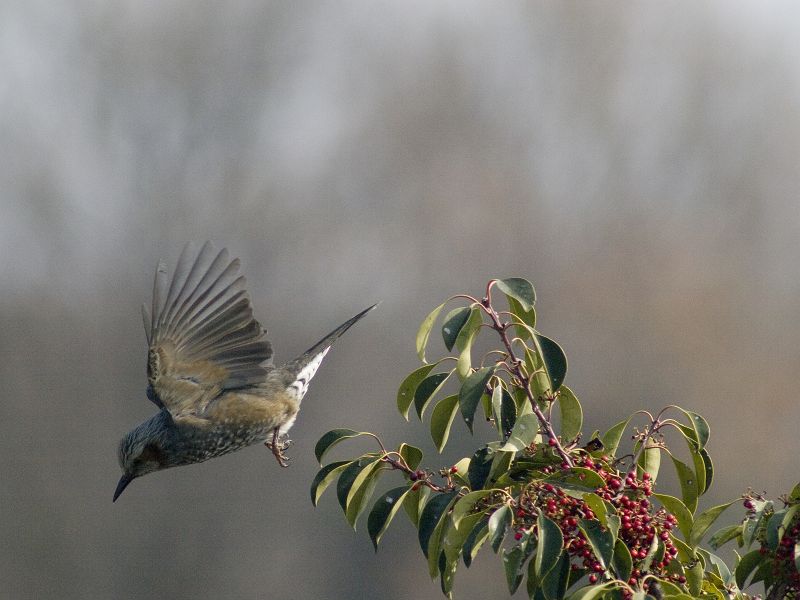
748,496,800,595
512,454,685,595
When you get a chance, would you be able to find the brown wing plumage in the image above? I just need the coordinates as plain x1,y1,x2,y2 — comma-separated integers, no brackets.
141,242,273,418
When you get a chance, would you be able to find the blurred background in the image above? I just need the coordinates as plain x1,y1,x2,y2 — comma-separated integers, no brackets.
2,2,799,598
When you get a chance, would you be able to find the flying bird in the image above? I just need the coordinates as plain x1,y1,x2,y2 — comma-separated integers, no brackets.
114,242,375,502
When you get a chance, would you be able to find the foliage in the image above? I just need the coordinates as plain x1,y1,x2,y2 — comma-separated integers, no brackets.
311,278,799,600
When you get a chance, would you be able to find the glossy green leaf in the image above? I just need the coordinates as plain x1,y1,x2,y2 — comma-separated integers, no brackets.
637,443,661,481
427,503,457,580
639,535,661,573
541,549,569,600
499,387,517,441
670,454,699,512
499,413,540,452
686,560,703,596
496,277,536,311
415,371,452,419
419,491,458,558
467,446,493,490
459,367,496,432
699,448,713,492
690,447,707,496
578,519,614,569
735,550,762,590
547,467,606,491
601,418,631,456
403,484,430,526
463,518,489,568
344,459,384,528
430,394,460,453
336,456,380,514
612,539,633,581
701,549,734,586
677,408,710,450
367,486,410,550
417,302,445,362
488,504,512,553
708,524,740,550
398,442,423,471
653,494,694,542
397,363,437,419
439,550,457,597
533,332,568,392
507,296,536,339
535,511,564,579
451,490,492,529
314,429,369,464
441,307,471,352
558,386,582,442
690,500,735,547
457,306,483,348
582,493,611,528
789,483,800,503
487,450,514,488
766,508,787,550
310,460,351,506
443,511,483,563
503,542,527,594
564,582,618,600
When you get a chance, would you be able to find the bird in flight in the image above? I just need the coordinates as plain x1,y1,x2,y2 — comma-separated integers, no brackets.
114,242,375,502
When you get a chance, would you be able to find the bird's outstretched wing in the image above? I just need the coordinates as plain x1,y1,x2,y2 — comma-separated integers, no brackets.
141,242,273,418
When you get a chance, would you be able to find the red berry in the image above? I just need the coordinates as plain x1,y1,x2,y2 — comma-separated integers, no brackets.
514,531,523,541
588,574,598,584
548,438,557,447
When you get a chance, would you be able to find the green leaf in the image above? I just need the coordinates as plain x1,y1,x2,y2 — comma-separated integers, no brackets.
653,494,694,542
582,493,611,528
612,539,633,582
336,456,380,514
441,307,472,352
690,500,735,547
507,296,536,339
488,504,512,553
314,429,369,463
637,444,661,481
462,518,489,568
499,413,540,452
417,302,445,362
676,408,710,450
403,484,430,526
499,387,517,441
451,490,493,529
541,549,569,600
503,542,527,594
397,363,437,419
443,512,483,562
533,332,568,392
686,560,703,596
415,371,452,419
398,443,423,471
735,550,762,590
367,486,410,550
487,450,515,487
557,386,582,442
535,511,564,579
708,524,741,550
766,508,787,550
670,454,699,512
789,482,800,503
564,582,618,600
439,550,457,597
467,446,493,490
578,519,614,569
690,447,707,497
795,541,800,574
601,418,631,456
419,491,458,558
456,306,484,350
344,459,383,528
459,367,496,432
430,394,460,453
496,278,536,311
310,461,351,506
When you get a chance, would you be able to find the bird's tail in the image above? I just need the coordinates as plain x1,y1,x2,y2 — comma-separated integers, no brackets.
283,303,378,385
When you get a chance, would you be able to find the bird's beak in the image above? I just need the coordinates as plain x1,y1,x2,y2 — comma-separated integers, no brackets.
113,473,134,502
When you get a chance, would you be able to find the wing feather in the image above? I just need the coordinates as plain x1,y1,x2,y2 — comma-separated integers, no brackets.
146,243,273,416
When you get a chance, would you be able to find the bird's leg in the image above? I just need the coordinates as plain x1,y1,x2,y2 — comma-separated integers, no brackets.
265,428,291,467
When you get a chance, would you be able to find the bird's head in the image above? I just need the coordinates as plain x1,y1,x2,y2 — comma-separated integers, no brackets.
114,421,168,502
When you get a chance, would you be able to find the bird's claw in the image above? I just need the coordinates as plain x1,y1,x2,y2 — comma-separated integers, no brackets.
265,433,292,468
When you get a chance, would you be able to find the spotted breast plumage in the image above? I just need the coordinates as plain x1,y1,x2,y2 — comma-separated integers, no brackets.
113,241,376,502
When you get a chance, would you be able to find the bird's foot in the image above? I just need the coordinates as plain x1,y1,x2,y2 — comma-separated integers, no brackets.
265,431,292,468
